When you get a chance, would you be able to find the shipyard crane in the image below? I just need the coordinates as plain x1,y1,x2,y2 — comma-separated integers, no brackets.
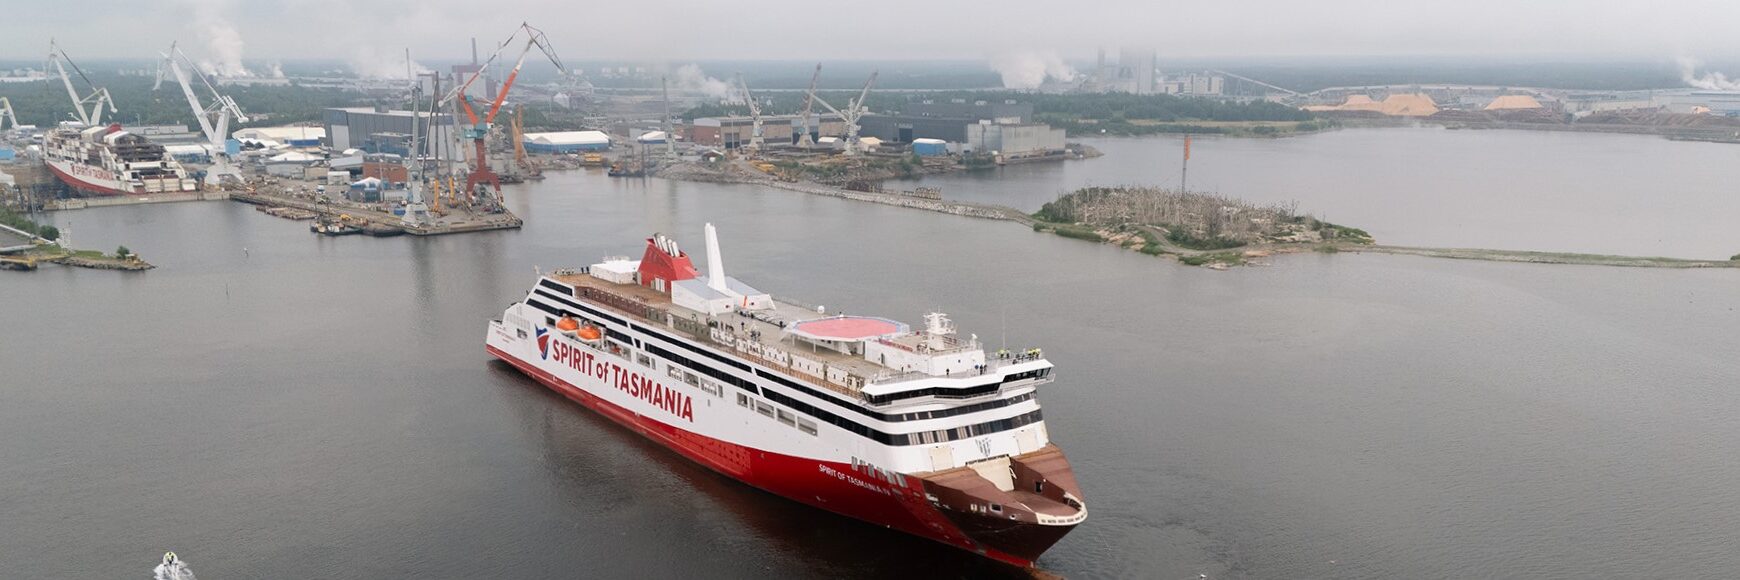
154,42,249,186
47,40,116,127
809,70,878,156
735,73,764,153
443,22,567,203
0,97,18,132
796,63,821,148
658,76,676,161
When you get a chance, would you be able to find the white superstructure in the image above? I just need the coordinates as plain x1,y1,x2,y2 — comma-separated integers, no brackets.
483,223,1085,566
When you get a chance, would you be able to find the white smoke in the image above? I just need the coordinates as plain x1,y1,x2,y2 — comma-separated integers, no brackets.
670,64,733,100
989,50,1079,89
183,0,253,77
1677,57,1740,90
348,46,431,80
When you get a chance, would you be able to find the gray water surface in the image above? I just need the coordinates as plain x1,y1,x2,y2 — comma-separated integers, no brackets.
4,159,1739,578
904,128,1740,259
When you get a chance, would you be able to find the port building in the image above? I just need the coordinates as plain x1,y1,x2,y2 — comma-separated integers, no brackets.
522,131,612,153
322,107,456,156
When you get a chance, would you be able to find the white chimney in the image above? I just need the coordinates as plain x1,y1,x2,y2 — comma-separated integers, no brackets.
704,222,728,293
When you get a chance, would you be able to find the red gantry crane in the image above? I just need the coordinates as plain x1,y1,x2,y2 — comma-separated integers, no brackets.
445,22,567,202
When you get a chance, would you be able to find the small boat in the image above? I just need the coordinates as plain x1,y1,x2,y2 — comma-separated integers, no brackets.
310,220,362,236
153,551,196,580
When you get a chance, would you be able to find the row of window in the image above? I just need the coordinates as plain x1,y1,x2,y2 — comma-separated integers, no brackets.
737,392,819,436
525,294,1045,447
863,368,1051,406
851,456,907,487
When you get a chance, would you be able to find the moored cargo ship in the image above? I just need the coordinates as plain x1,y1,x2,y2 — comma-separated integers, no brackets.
485,224,1086,567
41,123,199,196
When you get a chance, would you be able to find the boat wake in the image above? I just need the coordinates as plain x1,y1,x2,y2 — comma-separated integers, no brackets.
153,552,196,580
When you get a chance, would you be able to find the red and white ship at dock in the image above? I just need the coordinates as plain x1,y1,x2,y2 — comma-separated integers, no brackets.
486,224,1086,567
41,123,198,196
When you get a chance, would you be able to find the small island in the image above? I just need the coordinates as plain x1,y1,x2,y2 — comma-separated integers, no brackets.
0,207,153,271
1030,186,1372,267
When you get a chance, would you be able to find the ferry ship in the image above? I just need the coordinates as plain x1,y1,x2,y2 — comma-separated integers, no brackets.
485,224,1085,567
41,123,199,196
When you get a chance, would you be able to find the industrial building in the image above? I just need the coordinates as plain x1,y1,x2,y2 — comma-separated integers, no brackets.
522,130,611,153
857,99,1036,144
1160,73,1225,96
901,100,1032,123
322,107,457,157
964,122,1066,159
1116,48,1157,95
686,114,845,149
857,115,971,143
232,126,326,147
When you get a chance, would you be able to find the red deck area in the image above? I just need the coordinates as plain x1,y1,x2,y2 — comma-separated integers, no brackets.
792,316,902,340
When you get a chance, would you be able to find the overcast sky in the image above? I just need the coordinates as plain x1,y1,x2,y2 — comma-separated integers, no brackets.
5,0,1739,65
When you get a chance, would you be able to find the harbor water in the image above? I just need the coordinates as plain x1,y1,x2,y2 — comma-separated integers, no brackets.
905,127,1740,259
4,130,1739,578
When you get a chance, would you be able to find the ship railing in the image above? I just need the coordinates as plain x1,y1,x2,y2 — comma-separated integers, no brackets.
875,334,977,356
866,351,1045,386
578,284,868,401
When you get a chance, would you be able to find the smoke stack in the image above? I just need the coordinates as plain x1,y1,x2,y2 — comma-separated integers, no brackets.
704,223,727,294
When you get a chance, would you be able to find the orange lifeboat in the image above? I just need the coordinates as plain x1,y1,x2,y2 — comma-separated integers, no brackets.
577,325,603,342
555,316,581,336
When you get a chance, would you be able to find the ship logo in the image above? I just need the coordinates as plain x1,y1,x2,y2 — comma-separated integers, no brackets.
975,438,993,457
536,326,551,360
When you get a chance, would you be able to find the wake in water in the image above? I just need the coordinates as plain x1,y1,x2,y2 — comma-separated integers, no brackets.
152,551,196,580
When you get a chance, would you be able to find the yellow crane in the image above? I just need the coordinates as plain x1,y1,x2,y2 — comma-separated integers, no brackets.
512,106,540,178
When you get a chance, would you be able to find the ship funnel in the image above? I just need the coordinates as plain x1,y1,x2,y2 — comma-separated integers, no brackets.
705,223,728,293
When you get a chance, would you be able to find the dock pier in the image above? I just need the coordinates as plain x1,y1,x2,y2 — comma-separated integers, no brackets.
229,191,522,236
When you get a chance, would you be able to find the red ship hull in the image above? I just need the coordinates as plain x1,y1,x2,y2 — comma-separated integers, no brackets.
488,344,1062,568
44,161,136,197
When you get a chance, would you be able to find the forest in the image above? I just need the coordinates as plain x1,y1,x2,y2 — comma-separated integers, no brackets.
0,73,358,129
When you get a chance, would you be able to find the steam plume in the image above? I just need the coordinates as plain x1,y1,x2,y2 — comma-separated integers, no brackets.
1678,57,1740,90
182,0,253,77
670,64,732,99
989,50,1078,89
348,46,431,79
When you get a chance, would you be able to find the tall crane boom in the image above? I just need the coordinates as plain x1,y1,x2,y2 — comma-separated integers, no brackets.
736,73,763,152
154,42,249,186
0,97,18,132
797,63,821,148
661,76,675,160
441,22,568,203
47,40,116,127
809,70,877,156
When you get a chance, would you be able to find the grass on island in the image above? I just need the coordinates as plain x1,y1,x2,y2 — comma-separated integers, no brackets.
1179,252,1245,267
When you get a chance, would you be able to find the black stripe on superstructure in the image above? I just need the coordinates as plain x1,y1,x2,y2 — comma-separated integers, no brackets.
630,316,1038,424
523,294,1044,446
523,297,561,317
643,343,759,396
631,323,751,372
537,278,573,295
755,368,871,417
527,286,1045,440
533,288,625,326
524,296,631,344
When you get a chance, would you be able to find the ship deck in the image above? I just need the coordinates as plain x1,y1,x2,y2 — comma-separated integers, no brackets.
552,271,913,398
